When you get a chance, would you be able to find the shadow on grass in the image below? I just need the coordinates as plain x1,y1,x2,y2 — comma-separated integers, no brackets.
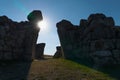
0,60,32,80
69,58,120,80
99,65,120,80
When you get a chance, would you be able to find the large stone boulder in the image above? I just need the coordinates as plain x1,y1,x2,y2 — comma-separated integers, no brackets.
92,50,113,67
27,10,43,23
35,43,46,59
79,19,88,32
112,50,120,64
88,13,115,26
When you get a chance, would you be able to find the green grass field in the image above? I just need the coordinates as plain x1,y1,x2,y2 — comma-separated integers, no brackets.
27,58,116,80
0,58,118,80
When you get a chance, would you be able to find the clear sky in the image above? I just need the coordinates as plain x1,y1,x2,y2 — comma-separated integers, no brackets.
0,0,120,55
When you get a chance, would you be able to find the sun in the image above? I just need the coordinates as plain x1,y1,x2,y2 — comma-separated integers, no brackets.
37,19,48,31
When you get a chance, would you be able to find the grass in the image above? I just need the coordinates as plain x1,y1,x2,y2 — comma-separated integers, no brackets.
27,58,116,80
0,57,118,80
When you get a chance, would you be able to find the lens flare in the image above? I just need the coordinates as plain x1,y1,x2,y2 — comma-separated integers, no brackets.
37,19,49,32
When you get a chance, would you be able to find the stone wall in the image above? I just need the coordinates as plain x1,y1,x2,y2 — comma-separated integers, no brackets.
53,46,63,58
0,10,42,61
56,13,120,66
35,43,45,59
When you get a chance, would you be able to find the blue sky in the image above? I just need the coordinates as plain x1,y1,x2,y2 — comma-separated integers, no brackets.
0,0,120,55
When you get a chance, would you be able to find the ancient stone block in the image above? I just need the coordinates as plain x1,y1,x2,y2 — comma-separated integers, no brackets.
0,45,3,51
104,17,115,26
116,39,120,49
82,45,90,57
0,40,4,46
90,41,96,52
4,52,12,60
88,13,115,27
93,50,112,57
35,43,45,59
117,29,120,38
0,26,6,39
3,45,11,52
112,50,120,64
104,39,115,50
92,50,115,66
88,13,106,25
53,46,63,58
79,19,88,31
83,33,91,41
0,52,3,59
93,56,114,67
27,10,43,23
65,44,73,51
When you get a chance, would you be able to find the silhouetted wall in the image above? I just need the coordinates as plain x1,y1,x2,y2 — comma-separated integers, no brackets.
57,13,120,66
0,10,43,61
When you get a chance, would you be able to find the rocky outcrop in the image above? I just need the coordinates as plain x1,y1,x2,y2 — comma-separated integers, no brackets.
0,10,42,61
56,13,120,66
53,46,63,58
35,43,45,59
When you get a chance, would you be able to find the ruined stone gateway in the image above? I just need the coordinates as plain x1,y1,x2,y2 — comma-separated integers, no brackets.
0,10,42,61
57,13,120,66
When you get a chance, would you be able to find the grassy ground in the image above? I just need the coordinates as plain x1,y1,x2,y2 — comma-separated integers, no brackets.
0,58,118,80
27,58,116,80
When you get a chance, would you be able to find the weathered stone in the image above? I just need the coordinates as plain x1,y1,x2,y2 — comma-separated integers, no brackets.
92,50,114,66
112,50,120,64
93,56,114,67
104,17,115,26
0,10,42,61
56,13,120,67
0,45,3,51
0,52,3,59
114,27,120,38
103,39,115,50
27,10,43,23
35,43,45,59
53,46,63,58
82,45,90,57
93,50,112,57
4,52,12,60
56,20,74,29
79,19,88,31
90,41,96,52
116,28,120,38
88,13,115,27
116,39,120,49
0,26,6,39
66,44,73,51
83,33,91,42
